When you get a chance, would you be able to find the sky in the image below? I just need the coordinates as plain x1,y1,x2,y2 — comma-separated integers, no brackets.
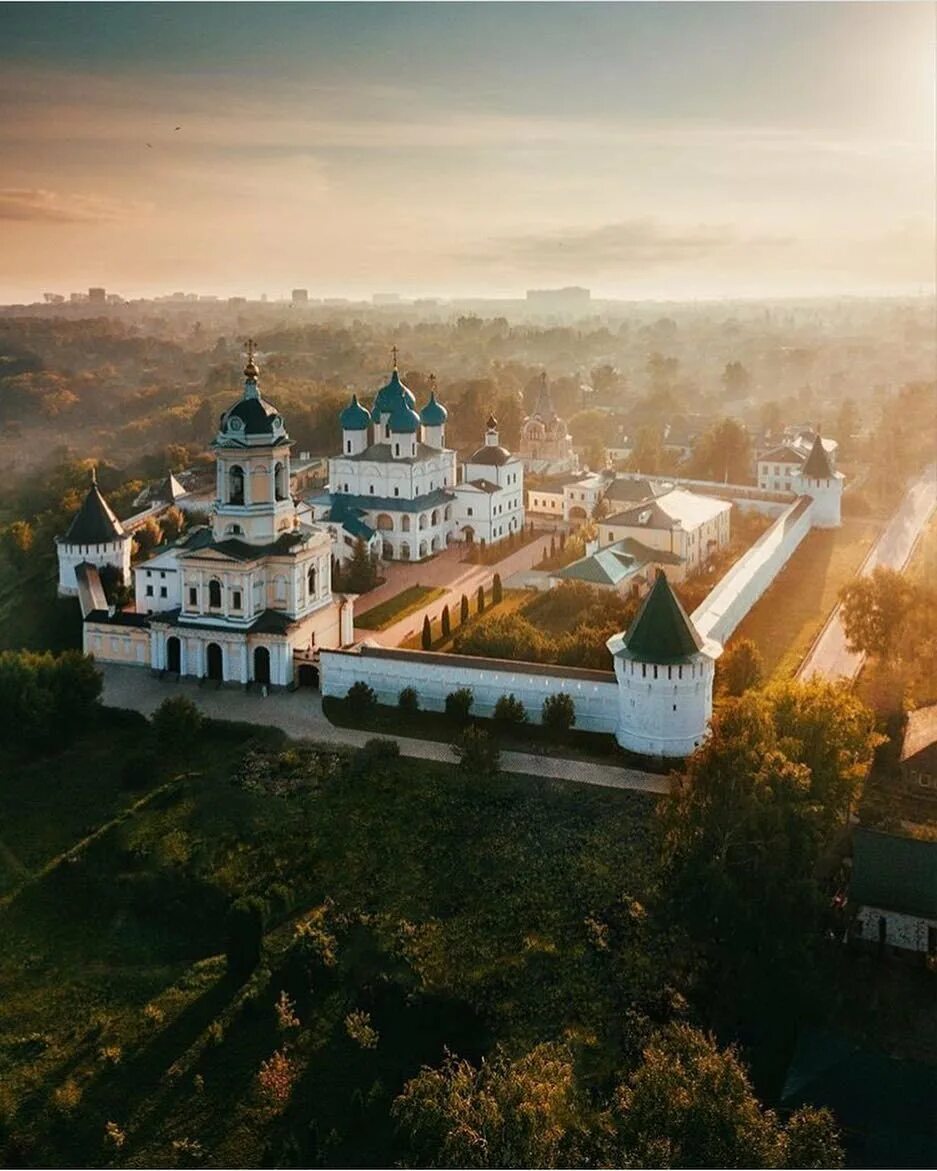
0,1,934,302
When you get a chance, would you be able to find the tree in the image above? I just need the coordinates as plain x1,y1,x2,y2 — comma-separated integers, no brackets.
160,505,186,544
152,694,203,751
441,605,451,639
612,1023,843,1169
0,519,34,569
460,594,470,625
445,688,474,723
399,686,419,713
476,585,485,614
542,692,575,732
492,573,503,604
454,725,501,776
493,693,527,728
225,895,267,979
422,614,432,650
627,425,664,475
0,650,102,754
133,517,163,557
688,418,752,484
345,537,378,594
839,567,918,662
346,680,377,717
717,638,764,696
393,1044,580,1169
721,360,751,401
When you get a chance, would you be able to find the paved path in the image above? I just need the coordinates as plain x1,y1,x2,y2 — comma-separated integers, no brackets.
356,533,554,647
798,464,937,681
99,664,669,796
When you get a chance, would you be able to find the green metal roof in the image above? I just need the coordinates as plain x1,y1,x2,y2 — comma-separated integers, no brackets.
618,569,704,663
851,828,937,919
801,433,836,479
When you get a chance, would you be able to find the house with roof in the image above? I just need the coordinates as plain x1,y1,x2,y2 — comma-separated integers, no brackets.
307,362,524,560
756,443,806,492
850,827,937,956
550,536,683,597
600,488,732,579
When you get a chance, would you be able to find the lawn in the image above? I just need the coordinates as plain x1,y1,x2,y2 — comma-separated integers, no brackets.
399,586,535,650
730,518,881,681
0,707,655,1168
354,584,446,631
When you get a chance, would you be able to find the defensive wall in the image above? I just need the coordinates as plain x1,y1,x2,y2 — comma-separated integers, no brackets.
612,472,797,517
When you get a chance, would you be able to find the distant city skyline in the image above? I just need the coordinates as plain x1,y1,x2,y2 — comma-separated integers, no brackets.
0,2,933,303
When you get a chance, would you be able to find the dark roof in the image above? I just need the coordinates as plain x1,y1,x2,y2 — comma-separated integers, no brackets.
851,828,937,918
615,537,683,565
319,488,454,514
150,607,296,636
782,1028,937,1169
346,440,445,464
467,444,513,467
84,609,150,628
223,395,282,436
802,433,836,479
325,494,376,541
619,570,705,663
62,481,126,545
202,532,308,561
759,444,806,464
604,477,670,504
466,478,500,494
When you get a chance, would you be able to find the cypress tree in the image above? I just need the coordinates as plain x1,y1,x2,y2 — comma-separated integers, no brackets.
441,604,451,639
460,593,469,624
477,584,485,613
492,573,503,604
421,614,432,650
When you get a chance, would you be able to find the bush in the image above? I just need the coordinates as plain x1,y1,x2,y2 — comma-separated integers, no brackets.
398,686,419,713
542,692,576,732
460,594,470,624
441,605,451,639
717,638,765,697
492,573,503,604
454,726,501,776
121,747,160,790
493,693,527,727
476,585,485,614
346,680,377,717
445,688,474,723
152,694,203,751
352,737,400,779
421,615,432,650
226,895,267,979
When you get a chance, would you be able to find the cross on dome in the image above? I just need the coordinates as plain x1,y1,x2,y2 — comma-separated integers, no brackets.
244,337,259,381
391,344,399,370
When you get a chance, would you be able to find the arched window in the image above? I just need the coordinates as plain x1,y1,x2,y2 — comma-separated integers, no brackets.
274,461,288,501
208,578,222,608
401,515,411,532
224,523,243,536
229,465,245,505
431,509,439,525
307,565,317,598
376,514,394,531
273,575,287,605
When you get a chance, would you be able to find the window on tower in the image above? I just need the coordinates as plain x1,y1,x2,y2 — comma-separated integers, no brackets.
229,465,245,505
208,579,222,608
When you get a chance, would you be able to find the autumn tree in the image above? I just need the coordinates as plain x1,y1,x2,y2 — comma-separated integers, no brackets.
839,566,918,662
160,505,186,544
717,637,765,696
688,418,752,484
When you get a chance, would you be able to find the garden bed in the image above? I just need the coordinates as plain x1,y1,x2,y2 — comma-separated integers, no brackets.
355,584,447,630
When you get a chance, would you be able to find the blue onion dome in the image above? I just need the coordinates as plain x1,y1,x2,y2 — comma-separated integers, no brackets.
373,367,416,415
420,390,448,426
388,400,421,434
340,393,371,431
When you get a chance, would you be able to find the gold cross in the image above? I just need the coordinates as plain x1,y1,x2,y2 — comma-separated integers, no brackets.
246,337,256,362
391,344,399,369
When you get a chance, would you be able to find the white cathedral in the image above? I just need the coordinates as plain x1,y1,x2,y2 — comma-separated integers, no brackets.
305,357,525,561
59,348,354,688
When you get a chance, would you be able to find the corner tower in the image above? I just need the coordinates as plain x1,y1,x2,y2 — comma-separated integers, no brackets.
55,469,133,596
796,434,843,528
607,570,721,757
212,341,294,544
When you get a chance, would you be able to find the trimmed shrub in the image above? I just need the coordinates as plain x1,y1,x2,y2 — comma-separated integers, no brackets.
421,615,432,650
460,594,470,624
476,585,485,614
225,895,267,979
346,680,377,717
542,692,576,732
454,726,501,775
492,573,503,604
441,605,451,639
398,686,419,713
445,688,474,723
493,693,527,727
152,695,203,751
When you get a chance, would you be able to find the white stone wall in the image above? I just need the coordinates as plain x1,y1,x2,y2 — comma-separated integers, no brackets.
329,448,457,501
85,622,150,666
855,905,937,953
320,648,620,733
691,496,815,645
57,536,132,596
612,652,716,756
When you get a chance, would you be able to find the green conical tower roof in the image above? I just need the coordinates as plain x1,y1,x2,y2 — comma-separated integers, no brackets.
619,569,704,663
801,433,835,479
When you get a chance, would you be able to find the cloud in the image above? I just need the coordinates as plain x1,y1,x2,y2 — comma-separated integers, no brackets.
0,188,146,224
477,218,793,275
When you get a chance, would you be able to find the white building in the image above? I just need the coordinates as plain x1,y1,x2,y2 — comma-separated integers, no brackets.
308,362,524,559
756,443,806,493
55,471,133,596
600,488,732,579
64,348,355,687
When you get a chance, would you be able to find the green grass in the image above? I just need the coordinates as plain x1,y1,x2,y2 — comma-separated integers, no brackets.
730,519,881,681
0,711,655,1168
354,584,446,631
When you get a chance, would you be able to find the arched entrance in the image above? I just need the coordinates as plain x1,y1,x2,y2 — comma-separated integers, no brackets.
568,506,588,522
166,636,181,673
297,663,319,688
206,642,223,681
253,646,271,686
462,526,475,544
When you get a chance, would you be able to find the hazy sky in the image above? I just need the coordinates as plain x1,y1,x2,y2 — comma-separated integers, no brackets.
0,2,934,301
